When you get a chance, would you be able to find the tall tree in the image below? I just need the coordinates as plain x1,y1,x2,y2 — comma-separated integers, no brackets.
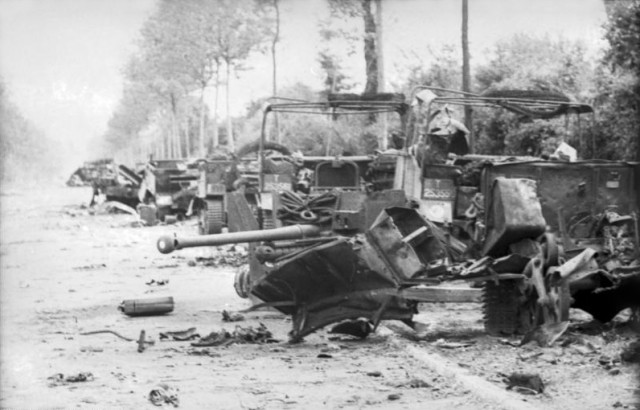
216,0,274,151
461,0,472,151
597,0,640,160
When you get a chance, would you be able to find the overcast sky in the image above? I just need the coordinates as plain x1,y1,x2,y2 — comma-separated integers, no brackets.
0,0,607,164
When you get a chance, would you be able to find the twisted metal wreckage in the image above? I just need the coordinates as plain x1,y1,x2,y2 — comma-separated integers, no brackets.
157,87,640,342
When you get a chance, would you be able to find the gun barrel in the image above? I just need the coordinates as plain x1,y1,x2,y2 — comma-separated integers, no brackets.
157,224,323,254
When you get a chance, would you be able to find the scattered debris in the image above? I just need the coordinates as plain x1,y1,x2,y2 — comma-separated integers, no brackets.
329,319,373,339
319,343,341,353
620,340,640,363
149,384,179,407
191,324,277,347
186,348,221,357
505,372,545,395
79,346,104,353
48,372,94,387
520,321,570,347
72,263,106,271
80,329,136,342
98,201,138,216
119,296,174,317
194,253,247,268
432,339,476,349
222,310,245,322
396,378,431,389
146,279,169,286
159,327,200,341
137,330,148,352
80,329,155,352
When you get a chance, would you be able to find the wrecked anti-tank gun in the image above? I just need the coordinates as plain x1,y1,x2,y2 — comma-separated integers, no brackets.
157,199,473,342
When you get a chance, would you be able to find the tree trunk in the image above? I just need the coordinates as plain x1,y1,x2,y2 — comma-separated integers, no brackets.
213,62,220,148
185,117,191,157
362,0,378,95
461,0,473,153
272,0,280,143
225,61,234,152
199,86,206,157
375,0,387,150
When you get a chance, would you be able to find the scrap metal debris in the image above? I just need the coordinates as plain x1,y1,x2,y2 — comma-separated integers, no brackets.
520,321,570,347
504,372,545,395
146,279,169,286
47,372,94,387
149,384,179,407
191,324,278,347
329,319,373,339
119,296,174,317
159,327,200,341
72,263,106,271
80,329,155,349
221,310,245,322
194,252,247,268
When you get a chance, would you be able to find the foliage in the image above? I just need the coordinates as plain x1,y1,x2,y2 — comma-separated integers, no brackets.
471,34,596,156
394,45,462,94
475,34,594,99
603,0,640,74
0,81,58,184
324,0,379,94
594,0,640,161
104,0,273,159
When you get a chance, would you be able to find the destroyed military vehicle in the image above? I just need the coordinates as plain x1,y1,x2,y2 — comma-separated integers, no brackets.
89,162,143,208
138,159,200,222
67,158,119,187
157,89,639,342
397,85,639,335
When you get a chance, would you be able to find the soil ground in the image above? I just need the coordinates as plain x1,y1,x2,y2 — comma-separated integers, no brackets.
1,185,638,409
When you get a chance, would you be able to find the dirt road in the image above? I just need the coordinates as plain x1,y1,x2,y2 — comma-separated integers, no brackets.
1,185,638,409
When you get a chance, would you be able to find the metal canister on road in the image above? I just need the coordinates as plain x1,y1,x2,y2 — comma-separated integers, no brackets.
119,296,174,316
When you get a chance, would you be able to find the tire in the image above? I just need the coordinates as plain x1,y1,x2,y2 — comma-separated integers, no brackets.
236,139,292,158
233,265,251,299
483,279,538,336
200,199,224,235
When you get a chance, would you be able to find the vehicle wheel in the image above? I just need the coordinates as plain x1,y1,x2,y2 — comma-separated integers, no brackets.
261,209,276,230
233,265,251,298
201,199,224,235
483,279,537,336
156,207,169,223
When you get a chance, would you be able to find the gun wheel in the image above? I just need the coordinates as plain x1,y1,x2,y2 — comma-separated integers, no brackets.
233,265,251,299
483,278,537,336
200,199,224,235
